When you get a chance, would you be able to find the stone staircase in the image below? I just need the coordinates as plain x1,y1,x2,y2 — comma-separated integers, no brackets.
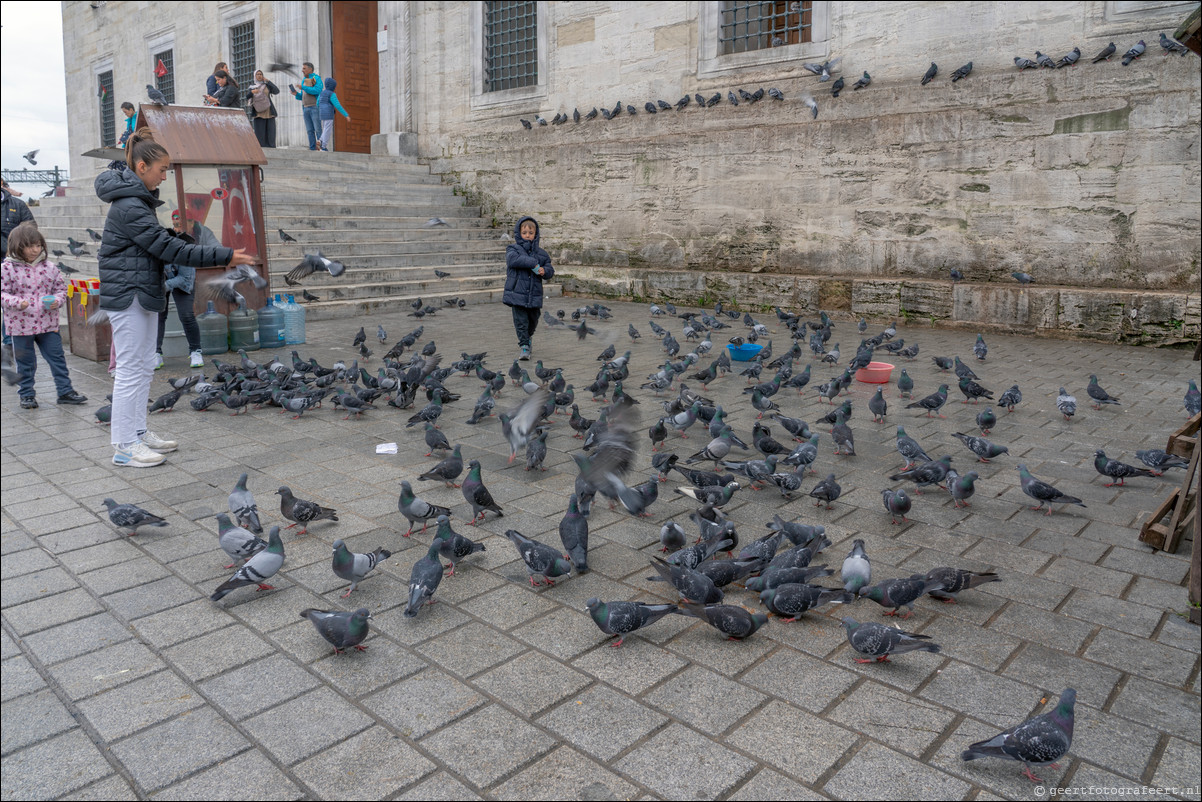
29,148,554,321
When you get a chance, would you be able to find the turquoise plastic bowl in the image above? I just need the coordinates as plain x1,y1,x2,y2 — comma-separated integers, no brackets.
727,343,763,362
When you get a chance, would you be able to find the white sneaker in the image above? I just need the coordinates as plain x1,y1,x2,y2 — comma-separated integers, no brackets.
113,442,165,467
189,350,204,368
154,353,164,370
140,430,178,452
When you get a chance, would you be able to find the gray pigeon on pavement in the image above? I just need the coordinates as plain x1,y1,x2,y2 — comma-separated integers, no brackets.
102,498,168,536
1018,464,1086,515
953,432,1008,462
398,480,451,536
585,598,678,648
660,520,687,552
1093,450,1154,487
559,494,590,572
896,426,931,468
1056,388,1077,420
405,543,443,617
648,556,723,604
842,539,871,593
215,512,266,568
882,488,912,524
841,617,941,663
332,539,391,598
858,574,942,618
277,486,338,535
300,608,371,653
229,473,263,534
924,567,1001,603
760,584,852,621
962,688,1076,783
808,473,842,509
676,602,768,640
507,529,573,586
432,515,485,576
417,444,465,487
1086,375,1120,409
462,460,504,524
211,527,284,601
1135,449,1189,475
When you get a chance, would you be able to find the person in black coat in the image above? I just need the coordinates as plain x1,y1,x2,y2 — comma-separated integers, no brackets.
504,216,554,360
204,70,240,108
96,131,254,468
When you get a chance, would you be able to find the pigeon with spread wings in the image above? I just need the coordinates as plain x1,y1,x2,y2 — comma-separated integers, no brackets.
285,252,345,285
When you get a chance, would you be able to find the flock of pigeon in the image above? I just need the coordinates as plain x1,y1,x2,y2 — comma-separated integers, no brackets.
517,33,1191,129
93,296,1200,785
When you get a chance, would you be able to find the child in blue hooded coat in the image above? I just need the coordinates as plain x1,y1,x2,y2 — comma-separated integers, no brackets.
317,77,350,152
504,216,553,360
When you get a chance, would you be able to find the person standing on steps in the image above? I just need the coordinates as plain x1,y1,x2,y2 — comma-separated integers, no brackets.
289,62,323,151
504,216,553,361
205,62,228,106
204,70,240,108
246,69,280,148
316,77,350,152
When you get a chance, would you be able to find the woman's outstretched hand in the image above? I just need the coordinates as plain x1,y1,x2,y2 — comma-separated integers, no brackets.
228,249,255,267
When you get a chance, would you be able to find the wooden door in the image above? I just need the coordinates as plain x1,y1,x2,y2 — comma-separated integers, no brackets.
331,1,380,154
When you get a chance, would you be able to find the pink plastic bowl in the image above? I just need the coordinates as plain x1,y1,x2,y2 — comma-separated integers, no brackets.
856,361,894,383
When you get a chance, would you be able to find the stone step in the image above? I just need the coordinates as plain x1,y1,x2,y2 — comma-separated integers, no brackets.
271,274,508,302
266,262,506,283
266,202,481,218
262,227,506,244
261,184,458,200
265,240,503,258
294,284,561,322
269,251,504,269
262,170,446,187
263,148,424,169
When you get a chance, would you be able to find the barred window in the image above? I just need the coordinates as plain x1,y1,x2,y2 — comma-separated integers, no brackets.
720,1,812,54
154,49,175,104
98,70,115,147
484,1,537,93
229,20,256,91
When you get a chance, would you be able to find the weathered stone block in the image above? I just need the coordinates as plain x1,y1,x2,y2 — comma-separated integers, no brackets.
901,281,953,321
557,18,595,47
1057,289,1125,339
851,280,900,318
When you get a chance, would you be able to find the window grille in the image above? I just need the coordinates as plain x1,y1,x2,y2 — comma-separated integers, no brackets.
98,70,115,147
484,1,537,92
154,49,175,104
229,21,256,91
719,1,811,54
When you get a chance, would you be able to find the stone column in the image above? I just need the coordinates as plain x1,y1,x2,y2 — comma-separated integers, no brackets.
272,0,309,149
372,0,417,158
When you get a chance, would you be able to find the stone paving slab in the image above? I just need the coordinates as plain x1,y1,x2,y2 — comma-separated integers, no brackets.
2,298,1199,799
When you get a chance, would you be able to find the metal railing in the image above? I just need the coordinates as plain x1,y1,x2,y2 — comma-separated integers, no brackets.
484,1,538,92
719,0,812,54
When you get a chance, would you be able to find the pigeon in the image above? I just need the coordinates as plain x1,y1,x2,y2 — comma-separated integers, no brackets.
559,494,590,572
1086,375,1120,409
675,481,741,507
277,487,338,535
285,252,345,284
353,327,366,347
1018,464,1086,515
85,227,103,242
924,567,1001,603
520,118,532,129
858,574,943,618
146,84,169,105
808,473,842,509
300,608,371,654
506,529,572,586
764,515,825,547
1091,42,1116,62
432,515,486,576
1134,449,1190,476
676,603,767,640
1035,51,1057,69
102,498,168,536
67,238,90,257
761,584,852,622
868,387,888,423
585,598,678,648
1093,450,1154,487
398,480,451,536
801,93,818,118
907,384,949,418
951,61,973,81
830,76,845,96
768,87,785,100
205,264,267,303
278,228,297,243
1012,271,1034,284
648,557,723,604
952,432,1008,462
976,407,997,434
1187,380,1201,416
302,290,320,302
405,543,444,617
842,539,871,593
22,149,39,165
962,688,1076,783
660,520,688,552
852,71,871,89
462,460,504,524
889,455,954,493
215,513,266,568
419,444,465,487
841,617,941,663
1159,32,1189,55
331,539,391,597
211,527,284,601
1014,56,1039,70
973,334,987,361
501,389,550,463
1121,40,1146,65
921,62,938,85
831,411,855,456
881,488,912,524
897,369,914,398
1056,388,1077,421
1056,47,1081,67
948,470,979,508
998,385,1023,413
744,564,833,593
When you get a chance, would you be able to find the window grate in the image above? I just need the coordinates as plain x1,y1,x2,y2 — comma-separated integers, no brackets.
484,1,537,92
98,70,115,147
229,20,256,92
719,1,811,55
154,49,175,104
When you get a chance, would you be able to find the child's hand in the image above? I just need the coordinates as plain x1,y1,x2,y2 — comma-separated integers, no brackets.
18,300,29,311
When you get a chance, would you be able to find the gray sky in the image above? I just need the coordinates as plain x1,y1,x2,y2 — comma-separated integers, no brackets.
1,0,69,196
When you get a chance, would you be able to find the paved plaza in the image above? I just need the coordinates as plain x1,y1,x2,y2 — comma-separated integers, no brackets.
1,298,1199,800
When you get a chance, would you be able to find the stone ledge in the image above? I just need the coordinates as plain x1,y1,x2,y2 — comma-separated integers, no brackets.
554,265,1200,346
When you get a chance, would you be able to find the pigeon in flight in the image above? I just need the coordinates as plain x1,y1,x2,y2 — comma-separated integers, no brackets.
22,150,38,165
285,252,345,284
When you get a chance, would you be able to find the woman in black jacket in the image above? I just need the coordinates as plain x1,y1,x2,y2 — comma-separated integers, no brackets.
96,130,254,468
204,70,241,108
246,69,280,148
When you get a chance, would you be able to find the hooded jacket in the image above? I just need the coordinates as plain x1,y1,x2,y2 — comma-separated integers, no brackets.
1,188,34,255
503,216,554,308
95,166,233,313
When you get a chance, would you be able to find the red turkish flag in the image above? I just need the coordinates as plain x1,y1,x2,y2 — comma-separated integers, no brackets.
217,169,258,254
154,59,168,78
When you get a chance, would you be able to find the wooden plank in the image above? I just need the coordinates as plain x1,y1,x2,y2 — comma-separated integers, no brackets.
1167,413,1201,458
1162,440,1199,554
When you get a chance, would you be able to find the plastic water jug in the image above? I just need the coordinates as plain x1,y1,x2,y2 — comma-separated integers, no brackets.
258,297,285,349
229,303,260,351
197,300,228,355
283,294,306,345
